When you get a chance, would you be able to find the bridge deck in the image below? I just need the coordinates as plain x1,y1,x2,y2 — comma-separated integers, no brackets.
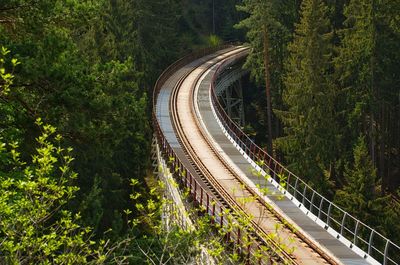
195,58,368,265
156,50,235,205
156,48,370,265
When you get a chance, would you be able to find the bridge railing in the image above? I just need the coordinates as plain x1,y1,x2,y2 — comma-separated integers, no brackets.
210,54,400,265
152,46,292,264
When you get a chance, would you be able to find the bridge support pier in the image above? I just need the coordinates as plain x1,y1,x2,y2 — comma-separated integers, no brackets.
219,79,245,126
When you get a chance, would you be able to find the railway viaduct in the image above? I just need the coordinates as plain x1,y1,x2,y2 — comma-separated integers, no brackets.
152,46,400,265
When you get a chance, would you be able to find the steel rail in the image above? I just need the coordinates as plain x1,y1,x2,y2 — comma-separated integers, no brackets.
151,46,274,262
209,50,400,265
153,45,400,265
209,56,342,265
169,47,298,264
167,47,340,264
187,50,343,265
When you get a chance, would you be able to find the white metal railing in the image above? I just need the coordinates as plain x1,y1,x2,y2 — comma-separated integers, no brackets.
152,45,292,264
210,58,400,265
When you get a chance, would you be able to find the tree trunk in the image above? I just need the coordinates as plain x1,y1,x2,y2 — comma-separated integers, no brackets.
263,25,273,154
379,104,388,194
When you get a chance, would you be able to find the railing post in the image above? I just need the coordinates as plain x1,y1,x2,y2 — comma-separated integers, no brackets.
286,172,291,192
249,143,253,159
194,181,197,203
383,239,389,265
189,174,192,192
186,172,190,187
310,191,316,212
294,178,299,198
206,194,210,213
301,185,307,206
368,230,374,255
340,212,347,235
212,202,216,224
220,207,224,227
318,197,324,219
353,220,359,244
200,188,203,206
327,203,332,226
247,235,251,261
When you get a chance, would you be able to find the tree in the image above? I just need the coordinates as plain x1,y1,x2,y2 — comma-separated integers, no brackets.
335,0,400,191
276,0,336,191
0,54,122,263
1,0,151,236
236,0,299,153
334,136,387,228
237,0,275,152
0,122,103,264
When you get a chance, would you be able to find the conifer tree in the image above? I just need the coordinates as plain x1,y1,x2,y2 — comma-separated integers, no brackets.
236,0,295,152
335,0,400,191
277,0,336,191
334,136,387,228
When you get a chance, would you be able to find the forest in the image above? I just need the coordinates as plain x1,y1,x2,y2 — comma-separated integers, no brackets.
0,0,399,264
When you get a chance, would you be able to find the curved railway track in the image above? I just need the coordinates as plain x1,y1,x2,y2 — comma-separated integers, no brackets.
166,47,336,264
153,46,400,265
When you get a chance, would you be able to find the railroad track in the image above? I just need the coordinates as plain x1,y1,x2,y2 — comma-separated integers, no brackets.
167,47,336,265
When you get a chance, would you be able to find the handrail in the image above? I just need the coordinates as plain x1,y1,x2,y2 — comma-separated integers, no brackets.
152,45,234,113
210,54,400,265
152,45,294,264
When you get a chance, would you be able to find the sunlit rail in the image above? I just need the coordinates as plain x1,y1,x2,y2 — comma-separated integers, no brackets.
210,51,400,265
152,46,400,265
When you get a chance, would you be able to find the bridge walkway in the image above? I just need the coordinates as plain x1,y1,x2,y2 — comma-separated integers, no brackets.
195,57,368,265
155,47,376,264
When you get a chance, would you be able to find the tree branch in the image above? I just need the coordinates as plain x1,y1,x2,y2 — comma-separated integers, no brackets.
0,1,38,12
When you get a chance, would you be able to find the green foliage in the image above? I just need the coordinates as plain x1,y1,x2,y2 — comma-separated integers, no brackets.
0,47,19,95
0,47,23,154
236,0,300,149
334,136,387,229
237,0,400,247
207,34,223,47
1,0,151,236
2,0,399,261
80,0,183,80
236,0,289,83
276,0,336,192
180,0,244,45
127,176,209,264
334,0,400,190
0,120,112,264
127,161,299,264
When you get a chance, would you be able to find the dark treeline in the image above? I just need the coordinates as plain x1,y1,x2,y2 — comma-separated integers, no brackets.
238,0,400,244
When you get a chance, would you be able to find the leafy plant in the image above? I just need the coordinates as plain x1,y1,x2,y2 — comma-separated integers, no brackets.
0,119,122,264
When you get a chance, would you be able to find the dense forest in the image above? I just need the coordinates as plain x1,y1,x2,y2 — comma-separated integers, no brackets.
0,0,399,263
237,0,400,245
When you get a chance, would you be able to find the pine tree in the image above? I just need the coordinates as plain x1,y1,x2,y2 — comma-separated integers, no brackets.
334,136,387,228
335,0,400,191
276,0,336,191
236,0,295,153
